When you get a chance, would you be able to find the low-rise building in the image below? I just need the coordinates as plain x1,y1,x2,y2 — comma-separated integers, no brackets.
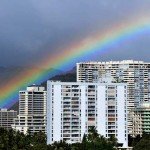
131,102,150,137
0,109,17,130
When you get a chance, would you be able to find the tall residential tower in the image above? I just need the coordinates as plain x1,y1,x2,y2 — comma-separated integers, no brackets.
77,60,150,134
77,60,150,108
47,81,128,148
12,85,47,134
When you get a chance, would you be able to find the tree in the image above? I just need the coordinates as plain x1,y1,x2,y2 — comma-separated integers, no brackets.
133,133,150,150
48,140,71,150
81,126,116,150
0,127,127,150
108,135,117,147
32,131,47,150
0,127,9,150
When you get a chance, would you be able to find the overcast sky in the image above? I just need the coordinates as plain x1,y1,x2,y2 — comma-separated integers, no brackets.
0,0,150,68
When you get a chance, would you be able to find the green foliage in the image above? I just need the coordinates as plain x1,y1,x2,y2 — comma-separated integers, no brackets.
83,127,116,150
0,127,117,150
0,127,47,150
48,140,71,150
133,133,150,150
1,127,150,150
31,131,47,150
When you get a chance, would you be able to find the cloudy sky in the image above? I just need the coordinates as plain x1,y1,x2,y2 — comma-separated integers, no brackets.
0,0,150,68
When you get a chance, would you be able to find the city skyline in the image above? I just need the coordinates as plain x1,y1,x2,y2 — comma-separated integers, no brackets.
1,1,150,149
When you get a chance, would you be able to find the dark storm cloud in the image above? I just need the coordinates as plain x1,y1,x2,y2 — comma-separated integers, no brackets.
0,0,150,67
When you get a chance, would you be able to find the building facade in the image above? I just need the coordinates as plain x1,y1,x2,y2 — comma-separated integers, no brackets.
130,102,150,137
0,109,17,130
12,85,47,134
77,60,150,134
47,81,128,148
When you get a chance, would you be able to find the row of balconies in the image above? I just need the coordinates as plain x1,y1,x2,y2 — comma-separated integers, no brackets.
63,126,80,129
62,134,80,138
63,120,79,122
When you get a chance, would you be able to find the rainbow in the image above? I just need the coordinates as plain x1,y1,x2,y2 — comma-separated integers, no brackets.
1,15,150,108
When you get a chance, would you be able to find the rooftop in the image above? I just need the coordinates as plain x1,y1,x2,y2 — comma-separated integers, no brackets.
77,60,150,65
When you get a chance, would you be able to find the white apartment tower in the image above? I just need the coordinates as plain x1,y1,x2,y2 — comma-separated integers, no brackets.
12,85,47,134
47,81,128,148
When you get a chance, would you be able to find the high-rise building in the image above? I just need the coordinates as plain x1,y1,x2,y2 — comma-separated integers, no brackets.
47,81,128,148
77,60,150,134
0,109,17,130
12,85,47,134
130,102,150,137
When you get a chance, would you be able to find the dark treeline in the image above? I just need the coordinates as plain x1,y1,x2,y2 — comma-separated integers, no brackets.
0,127,150,150
0,127,116,150
128,133,150,150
